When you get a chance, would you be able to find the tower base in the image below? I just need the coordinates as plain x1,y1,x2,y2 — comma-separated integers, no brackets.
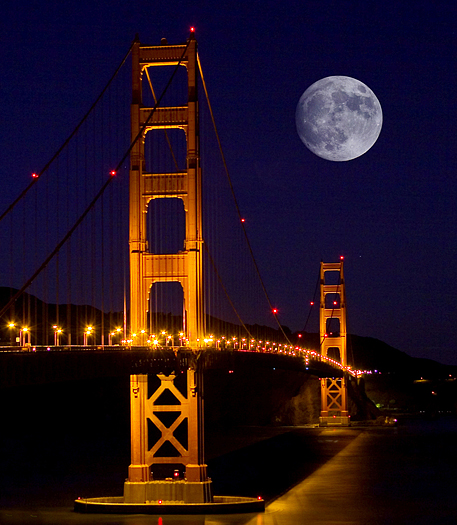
124,479,213,504
319,416,350,427
74,495,264,514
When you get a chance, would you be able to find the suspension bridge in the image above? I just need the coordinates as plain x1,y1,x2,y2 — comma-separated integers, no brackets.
0,31,366,513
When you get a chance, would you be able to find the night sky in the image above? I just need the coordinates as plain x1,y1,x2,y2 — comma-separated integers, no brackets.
2,2,457,365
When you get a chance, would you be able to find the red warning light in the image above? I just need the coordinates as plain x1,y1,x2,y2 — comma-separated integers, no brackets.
241,218,245,223
158,499,163,504
190,26,195,33
310,301,314,306
257,496,262,500
298,334,302,338
32,172,39,178
272,308,278,314
110,170,116,176
340,255,344,260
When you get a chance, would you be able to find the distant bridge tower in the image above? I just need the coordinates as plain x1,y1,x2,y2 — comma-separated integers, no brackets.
319,261,350,426
125,34,211,504
129,33,204,347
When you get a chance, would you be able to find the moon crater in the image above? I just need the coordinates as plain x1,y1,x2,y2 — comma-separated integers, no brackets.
296,76,382,161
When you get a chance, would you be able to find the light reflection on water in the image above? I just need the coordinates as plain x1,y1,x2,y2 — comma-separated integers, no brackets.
0,509,261,525
2,418,457,525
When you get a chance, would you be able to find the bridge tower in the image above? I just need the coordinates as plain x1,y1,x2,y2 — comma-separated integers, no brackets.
129,34,204,347
125,34,211,504
319,261,350,426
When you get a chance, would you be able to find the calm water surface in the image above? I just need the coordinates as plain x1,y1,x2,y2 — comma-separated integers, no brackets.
1,418,457,525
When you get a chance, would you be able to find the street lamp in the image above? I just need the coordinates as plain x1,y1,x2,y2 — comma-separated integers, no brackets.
83,326,94,346
204,337,214,348
7,322,17,346
109,327,122,345
19,327,30,346
53,325,63,346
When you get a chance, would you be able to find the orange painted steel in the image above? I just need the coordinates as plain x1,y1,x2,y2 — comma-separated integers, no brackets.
127,34,210,502
319,261,350,426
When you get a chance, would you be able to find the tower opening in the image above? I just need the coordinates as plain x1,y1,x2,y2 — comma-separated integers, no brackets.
149,281,184,337
326,317,340,337
147,198,186,254
326,346,341,362
144,128,187,173
324,270,341,285
325,292,340,308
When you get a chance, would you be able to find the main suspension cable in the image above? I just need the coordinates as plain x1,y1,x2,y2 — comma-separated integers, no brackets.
0,37,191,320
302,269,320,333
198,53,292,345
0,40,135,225
203,243,254,340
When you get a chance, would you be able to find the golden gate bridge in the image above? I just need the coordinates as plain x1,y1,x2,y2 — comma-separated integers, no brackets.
0,30,367,513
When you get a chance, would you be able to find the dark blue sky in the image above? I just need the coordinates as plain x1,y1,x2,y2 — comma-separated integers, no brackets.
2,1,457,365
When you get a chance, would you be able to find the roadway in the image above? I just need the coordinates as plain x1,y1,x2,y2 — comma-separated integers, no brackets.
0,346,343,388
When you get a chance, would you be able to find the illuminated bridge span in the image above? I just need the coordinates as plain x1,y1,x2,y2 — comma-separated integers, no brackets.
0,31,363,512
0,344,360,390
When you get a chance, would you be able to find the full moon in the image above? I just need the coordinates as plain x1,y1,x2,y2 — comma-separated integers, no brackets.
295,76,382,161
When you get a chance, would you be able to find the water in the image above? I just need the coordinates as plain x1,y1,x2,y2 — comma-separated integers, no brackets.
2,419,457,524
2,378,457,524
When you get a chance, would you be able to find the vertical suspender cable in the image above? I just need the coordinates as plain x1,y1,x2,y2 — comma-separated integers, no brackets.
55,154,60,332
0,42,135,226
66,141,72,345
100,94,105,345
198,54,292,344
0,38,190,326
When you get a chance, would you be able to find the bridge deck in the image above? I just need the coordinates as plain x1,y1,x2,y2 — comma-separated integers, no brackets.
0,347,343,388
